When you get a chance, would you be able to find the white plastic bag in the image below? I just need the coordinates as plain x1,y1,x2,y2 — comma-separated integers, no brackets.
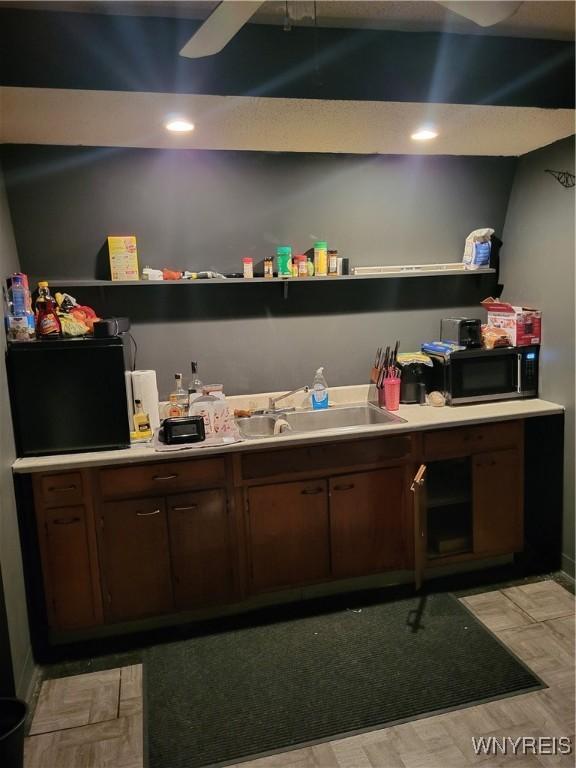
462,228,494,269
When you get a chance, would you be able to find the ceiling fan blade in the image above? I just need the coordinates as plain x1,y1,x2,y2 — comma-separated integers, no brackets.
179,0,265,59
437,1,523,27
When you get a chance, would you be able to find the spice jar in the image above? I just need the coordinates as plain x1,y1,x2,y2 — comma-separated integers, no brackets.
242,257,254,279
296,254,308,277
328,250,339,276
264,257,274,278
314,241,328,276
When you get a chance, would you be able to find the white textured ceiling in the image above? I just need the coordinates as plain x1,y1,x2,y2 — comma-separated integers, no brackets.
0,1,574,40
1,86,573,156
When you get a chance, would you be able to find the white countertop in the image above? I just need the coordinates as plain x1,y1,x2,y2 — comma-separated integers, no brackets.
12,396,563,474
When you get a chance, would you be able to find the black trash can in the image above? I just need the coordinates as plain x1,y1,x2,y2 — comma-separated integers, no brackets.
0,698,28,768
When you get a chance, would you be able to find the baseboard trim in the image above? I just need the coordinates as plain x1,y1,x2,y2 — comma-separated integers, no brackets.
561,553,576,580
16,647,39,704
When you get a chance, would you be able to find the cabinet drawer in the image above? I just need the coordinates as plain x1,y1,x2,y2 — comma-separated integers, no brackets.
423,421,522,459
39,472,84,507
99,458,226,499
242,436,412,481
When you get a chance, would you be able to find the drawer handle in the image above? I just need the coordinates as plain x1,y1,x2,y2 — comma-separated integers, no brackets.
333,483,355,492
48,485,76,493
301,488,323,495
136,509,161,517
52,516,81,525
152,474,178,481
172,505,198,512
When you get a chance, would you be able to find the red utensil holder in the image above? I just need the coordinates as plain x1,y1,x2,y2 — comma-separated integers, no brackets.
384,378,401,411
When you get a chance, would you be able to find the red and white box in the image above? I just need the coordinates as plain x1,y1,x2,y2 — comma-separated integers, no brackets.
481,299,542,346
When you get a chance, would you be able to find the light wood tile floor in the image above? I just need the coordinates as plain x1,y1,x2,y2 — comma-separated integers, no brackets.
24,580,575,768
25,665,143,768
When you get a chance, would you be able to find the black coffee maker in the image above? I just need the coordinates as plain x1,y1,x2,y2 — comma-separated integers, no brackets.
400,363,432,404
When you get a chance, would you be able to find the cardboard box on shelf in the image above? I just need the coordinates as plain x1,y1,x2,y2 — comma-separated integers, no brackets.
107,235,139,281
481,299,542,346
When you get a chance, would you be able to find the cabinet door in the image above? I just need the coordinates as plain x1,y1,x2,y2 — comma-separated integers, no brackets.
410,465,427,591
329,467,408,578
167,490,233,610
247,480,330,593
99,497,174,621
40,506,99,630
473,448,523,555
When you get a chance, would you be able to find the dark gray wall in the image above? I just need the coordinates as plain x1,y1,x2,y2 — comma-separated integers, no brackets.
3,147,515,277
501,135,575,578
0,162,34,698
3,146,516,396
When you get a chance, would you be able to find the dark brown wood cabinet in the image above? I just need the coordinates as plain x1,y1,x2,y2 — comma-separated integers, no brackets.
32,470,103,632
246,480,330,593
329,468,409,578
167,489,233,609
40,506,100,630
413,421,524,588
98,497,174,622
28,419,528,632
473,448,523,556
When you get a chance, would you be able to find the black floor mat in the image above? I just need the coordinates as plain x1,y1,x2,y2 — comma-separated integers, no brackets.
144,592,542,768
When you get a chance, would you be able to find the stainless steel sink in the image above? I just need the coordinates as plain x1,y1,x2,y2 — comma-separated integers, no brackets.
235,414,282,438
236,403,405,439
285,404,405,432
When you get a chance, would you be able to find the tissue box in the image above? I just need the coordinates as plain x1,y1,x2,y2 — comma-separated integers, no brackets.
481,299,541,346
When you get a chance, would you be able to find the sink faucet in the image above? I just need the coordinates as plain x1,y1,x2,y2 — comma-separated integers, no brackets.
268,385,310,413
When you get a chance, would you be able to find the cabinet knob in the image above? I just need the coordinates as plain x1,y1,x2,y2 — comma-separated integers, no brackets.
172,505,198,512
52,516,81,525
48,485,77,493
333,484,355,492
301,488,323,495
136,509,161,517
152,474,178,481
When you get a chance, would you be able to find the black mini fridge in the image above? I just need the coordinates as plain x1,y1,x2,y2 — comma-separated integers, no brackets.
7,335,132,457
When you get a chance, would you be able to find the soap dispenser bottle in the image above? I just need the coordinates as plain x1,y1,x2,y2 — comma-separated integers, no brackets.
311,367,329,410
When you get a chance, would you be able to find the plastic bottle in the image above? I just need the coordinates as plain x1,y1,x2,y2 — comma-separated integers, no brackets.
35,281,62,338
314,241,328,276
276,246,292,277
4,273,35,341
132,399,152,435
311,366,329,410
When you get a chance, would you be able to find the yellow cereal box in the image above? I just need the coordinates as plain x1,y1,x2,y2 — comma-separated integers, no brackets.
107,235,139,281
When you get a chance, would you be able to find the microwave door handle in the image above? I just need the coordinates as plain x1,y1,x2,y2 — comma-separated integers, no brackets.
517,353,522,393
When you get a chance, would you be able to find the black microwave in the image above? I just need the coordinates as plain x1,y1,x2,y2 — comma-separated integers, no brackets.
429,346,539,405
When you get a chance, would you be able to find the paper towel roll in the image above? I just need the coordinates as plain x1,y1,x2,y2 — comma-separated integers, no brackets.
131,370,161,429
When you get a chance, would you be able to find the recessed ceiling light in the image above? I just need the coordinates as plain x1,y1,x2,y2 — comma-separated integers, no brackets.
165,119,195,133
411,127,438,141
